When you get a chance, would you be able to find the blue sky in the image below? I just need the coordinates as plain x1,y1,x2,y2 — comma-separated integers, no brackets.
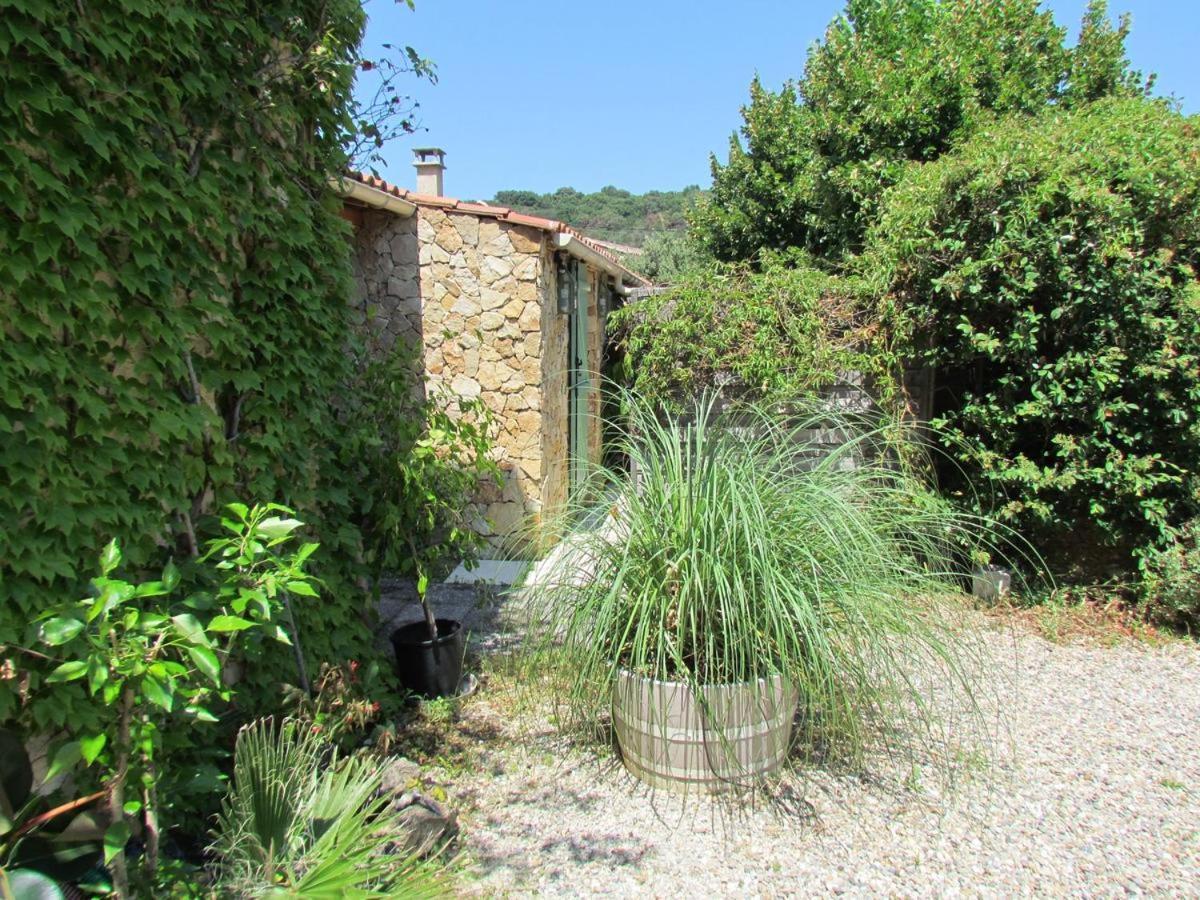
358,0,1198,201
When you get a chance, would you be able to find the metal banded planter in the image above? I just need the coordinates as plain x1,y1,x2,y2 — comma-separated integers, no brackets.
613,669,798,793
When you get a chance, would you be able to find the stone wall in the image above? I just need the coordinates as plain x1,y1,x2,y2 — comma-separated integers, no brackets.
350,202,611,543
419,207,549,538
351,205,554,541
540,255,569,527
351,210,422,362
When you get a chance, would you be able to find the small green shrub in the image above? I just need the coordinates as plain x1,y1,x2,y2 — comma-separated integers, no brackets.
283,660,391,754
348,350,501,598
1140,520,1200,632
5,503,317,897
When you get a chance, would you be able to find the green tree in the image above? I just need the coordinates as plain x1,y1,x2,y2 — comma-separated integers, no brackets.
492,185,705,248
692,0,1147,262
632,231,710,283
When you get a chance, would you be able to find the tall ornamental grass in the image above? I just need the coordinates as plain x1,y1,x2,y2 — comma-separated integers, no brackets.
520,392,1028,774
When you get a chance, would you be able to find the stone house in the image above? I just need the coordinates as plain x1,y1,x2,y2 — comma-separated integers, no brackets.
336,150,649,540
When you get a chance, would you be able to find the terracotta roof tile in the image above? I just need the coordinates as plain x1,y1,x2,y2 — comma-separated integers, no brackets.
344,170,650,286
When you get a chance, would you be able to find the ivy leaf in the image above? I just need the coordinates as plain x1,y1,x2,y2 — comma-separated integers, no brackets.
45,741,82,781
80,733,107,765
186,645,220,685
45,660,89,683
40,617,84,646
104,820,131,864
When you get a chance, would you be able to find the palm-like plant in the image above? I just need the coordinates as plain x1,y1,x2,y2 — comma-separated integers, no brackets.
521,392,1027,786
210,719,446,898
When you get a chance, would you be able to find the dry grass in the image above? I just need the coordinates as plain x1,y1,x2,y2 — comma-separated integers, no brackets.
981,587,1182,648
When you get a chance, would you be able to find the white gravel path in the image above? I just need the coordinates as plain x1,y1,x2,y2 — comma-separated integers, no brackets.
445,628,1200,897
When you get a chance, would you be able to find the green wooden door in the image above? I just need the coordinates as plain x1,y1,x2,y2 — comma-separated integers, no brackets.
568,260,590,499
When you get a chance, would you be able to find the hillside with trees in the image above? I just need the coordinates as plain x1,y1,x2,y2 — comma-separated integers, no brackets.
491,184,705,249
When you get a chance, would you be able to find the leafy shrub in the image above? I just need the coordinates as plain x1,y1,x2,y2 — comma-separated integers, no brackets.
870,98,1200,570
283,660,390,754
347,349,501,596
609,262,900,411
211,719,445,898
1140,520,1200,631
5,504,317,896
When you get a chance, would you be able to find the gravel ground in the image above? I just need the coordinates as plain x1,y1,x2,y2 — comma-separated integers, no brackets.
430,624,1200,897
375,582,1200,895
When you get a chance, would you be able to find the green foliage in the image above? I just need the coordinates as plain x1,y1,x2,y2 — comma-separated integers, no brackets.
522,393,1018,777
870,98,1200,570
609,262,899,411
1140,520,1200,632
492,185,705,248
211,718,446,898
0,730,104,894
0,0,390,728
347,350,501,598
629,231,711,284
692,0,1147,261
8,504,317,894
283,660,390,754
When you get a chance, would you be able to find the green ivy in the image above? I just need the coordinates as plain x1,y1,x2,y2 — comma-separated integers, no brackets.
0,0,381,726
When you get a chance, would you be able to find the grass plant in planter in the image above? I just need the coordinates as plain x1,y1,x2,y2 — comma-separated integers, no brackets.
521,393,1013,794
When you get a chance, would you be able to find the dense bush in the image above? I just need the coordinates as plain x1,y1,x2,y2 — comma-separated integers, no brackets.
609,262,900,411
870,99,1200,571
0,0,380,723
1140,520,1200,632
692,0,1146,261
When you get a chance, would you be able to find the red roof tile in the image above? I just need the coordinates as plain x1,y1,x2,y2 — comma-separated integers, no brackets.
344,171,650,286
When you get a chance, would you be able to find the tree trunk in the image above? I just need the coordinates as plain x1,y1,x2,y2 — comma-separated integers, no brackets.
107,687,134,899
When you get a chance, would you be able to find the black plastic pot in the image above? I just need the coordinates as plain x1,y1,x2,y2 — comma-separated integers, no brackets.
390,618,465,698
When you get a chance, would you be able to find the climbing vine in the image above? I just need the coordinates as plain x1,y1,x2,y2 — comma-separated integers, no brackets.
0,0,388,724
609,262,903,413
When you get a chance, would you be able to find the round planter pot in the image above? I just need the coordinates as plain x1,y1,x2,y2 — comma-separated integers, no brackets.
390,619,465,699
612,669,798,794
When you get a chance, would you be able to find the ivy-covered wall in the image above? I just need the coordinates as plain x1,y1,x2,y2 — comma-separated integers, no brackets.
0,0,377,724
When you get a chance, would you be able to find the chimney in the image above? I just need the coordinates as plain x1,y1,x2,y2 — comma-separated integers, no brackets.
413,147,445,196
